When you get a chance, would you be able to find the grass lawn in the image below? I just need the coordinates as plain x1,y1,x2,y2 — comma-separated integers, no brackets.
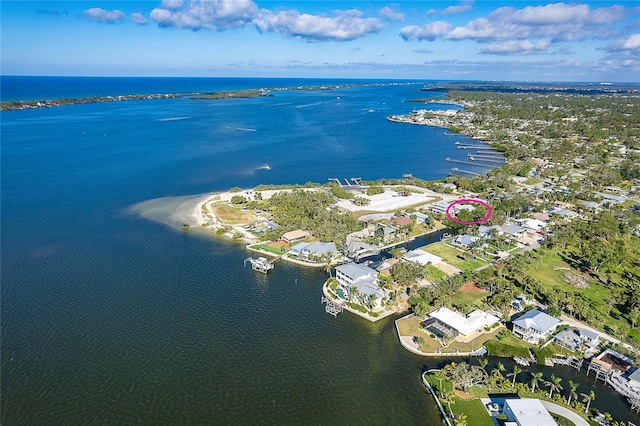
212,203,255,225
397,316,445,353
396,315,423,336
447,327,503,353
423,242,488,271
250,244,285,255
424,374,493,426
425,265,448,282
451,399,494,426
524,249,626,331
451,288,488,308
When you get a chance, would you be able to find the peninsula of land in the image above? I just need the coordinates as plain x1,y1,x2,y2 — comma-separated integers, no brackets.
131,81,640,424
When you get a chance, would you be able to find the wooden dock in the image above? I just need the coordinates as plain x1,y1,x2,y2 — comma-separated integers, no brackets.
321,295,344,317
244,256,280,273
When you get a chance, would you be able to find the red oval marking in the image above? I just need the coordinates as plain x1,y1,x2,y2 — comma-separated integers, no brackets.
445,199,493,225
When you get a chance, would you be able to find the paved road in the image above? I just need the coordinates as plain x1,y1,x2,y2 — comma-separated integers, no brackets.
539,399,590,426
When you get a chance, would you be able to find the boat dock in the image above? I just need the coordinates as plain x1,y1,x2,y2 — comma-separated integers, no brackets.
449,168,482,176
321,295,344,317
244,256,280,273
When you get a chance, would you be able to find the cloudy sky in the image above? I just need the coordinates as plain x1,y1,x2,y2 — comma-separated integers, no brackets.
2,0,639,81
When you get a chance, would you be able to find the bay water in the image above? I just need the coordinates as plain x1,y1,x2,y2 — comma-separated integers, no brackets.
1,77,636,424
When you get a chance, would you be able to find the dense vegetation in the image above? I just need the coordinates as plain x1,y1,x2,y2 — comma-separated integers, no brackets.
259,189,361,248
400,84,640,351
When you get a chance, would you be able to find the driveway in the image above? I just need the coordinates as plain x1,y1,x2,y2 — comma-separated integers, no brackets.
539,400,590,426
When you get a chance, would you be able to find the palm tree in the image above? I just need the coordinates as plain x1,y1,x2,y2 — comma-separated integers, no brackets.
439,391,456,418
322,253,333,277
508,365,522,388
478,359,489,377
530,372,543,393
581,390,595,414
544,374,563,398
567,380,579,406
492,362,506,379
453,413,468,426
433,369,446,398
350,286,359,303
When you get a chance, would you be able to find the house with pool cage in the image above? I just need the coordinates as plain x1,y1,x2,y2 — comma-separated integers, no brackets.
421,306,500,342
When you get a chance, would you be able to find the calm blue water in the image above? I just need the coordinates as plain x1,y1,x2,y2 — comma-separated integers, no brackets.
2,77,636,424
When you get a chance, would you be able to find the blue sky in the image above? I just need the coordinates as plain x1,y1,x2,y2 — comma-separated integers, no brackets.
1,0,639,81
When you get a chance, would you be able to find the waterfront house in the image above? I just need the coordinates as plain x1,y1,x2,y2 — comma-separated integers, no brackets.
289,242,337,261
281,229,310,243
393,216,412,227
512,309,560,344
503,399,557,426
335,263,385,308
554,328,600,352
628,368,640,391
410,211,429,225
421,306,499,341
402,249,443,266
453,234,480,248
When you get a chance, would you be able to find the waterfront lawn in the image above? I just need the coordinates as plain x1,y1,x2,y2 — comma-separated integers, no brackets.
451,399,494,426
424,373,493,426
250,243,286,255
446,327,503,353
396,315,423,336
212,203,255,225
423,242,488,271
484,334,533,358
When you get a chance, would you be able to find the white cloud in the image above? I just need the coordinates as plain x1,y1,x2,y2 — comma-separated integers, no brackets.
379,6,404,22
400,21,450,41
446,2,628,42
131,13,148,25
442,3,473,15
254,9,383,42
83,8,126,23
161,0,184,9
481,39,551,55
150,0,258,30
606,34,640,52
149,1,383,41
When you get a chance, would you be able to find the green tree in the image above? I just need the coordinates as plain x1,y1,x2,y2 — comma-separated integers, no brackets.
508,365,522,388
529,372,543,393
544,374,563,399
581,390,595,414
439,391,456,418
433,369,447,398
566,380,578,406
492,362,506,380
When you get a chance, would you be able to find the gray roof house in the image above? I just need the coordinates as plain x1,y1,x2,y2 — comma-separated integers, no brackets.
335,263,385,308
290,242,337,261
512,309,560,344
554,328,600,352
478,225,503,239
453,234,480,247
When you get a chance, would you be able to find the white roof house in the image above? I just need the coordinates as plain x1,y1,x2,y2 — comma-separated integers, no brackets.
512,309,560,344
427,307,499,338
402,249,442,266
503,399,557,426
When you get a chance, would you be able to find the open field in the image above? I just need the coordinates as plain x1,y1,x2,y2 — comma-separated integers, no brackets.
423,242,489,271
211,203,255,225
